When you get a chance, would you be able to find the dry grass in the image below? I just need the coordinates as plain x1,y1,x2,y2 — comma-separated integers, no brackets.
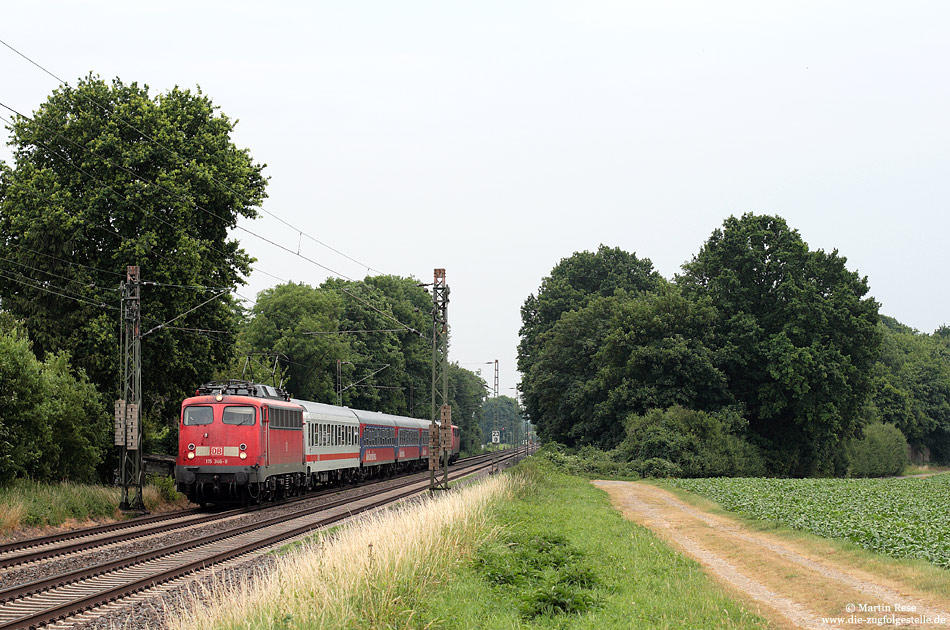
167,474,515,630
0,501,26,534
0,479,189,536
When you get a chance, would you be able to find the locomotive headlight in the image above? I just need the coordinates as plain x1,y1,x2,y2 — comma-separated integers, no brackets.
216,395,223,401
187,443,195,451
239,452,247,460
187,452,195,460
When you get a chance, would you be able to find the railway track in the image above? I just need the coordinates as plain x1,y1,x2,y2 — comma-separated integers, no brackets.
0,450,503,571
0,450,521,630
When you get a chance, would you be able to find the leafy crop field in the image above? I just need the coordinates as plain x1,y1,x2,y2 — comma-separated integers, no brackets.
666,475,950,568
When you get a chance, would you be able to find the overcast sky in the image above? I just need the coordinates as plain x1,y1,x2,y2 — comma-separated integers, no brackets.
2,1,949,397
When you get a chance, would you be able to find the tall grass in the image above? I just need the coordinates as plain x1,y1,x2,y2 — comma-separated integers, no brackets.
0,478,184,534
168,474,514,630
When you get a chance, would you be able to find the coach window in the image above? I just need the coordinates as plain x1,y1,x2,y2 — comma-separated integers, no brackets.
222,406,256,426
183,406,213,425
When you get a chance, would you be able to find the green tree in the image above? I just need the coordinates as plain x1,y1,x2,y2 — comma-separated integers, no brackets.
848,423,908,477
871,317,950,461
481,395,524,445
0,317,108,483
321,276,431,416
678,213,881,475
0,75,266,451
241,283,347,402
518,245,662,429
448,364,488,455
526,296,617,447
595,286,733,430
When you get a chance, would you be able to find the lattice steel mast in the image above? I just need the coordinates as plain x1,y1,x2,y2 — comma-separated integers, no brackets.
117,266,145,511
429,269,451,491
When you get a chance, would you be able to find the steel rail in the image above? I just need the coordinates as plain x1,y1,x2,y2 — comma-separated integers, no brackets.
0,452,519,630
0,451,503,569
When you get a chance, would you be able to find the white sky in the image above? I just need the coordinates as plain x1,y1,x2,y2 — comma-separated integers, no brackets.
2,1,949,396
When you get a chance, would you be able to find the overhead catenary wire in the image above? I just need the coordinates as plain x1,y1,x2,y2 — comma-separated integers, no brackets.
339,288,423,337
0,268,118,311
0,106,290,286
6,242,124,278
0,41,428,346
0,37,388,278
142,290,227,337
0,252,121,293
302,329,409,335
0,105,421,336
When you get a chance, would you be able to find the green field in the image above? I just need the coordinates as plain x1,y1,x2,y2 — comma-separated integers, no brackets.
666,475,950,568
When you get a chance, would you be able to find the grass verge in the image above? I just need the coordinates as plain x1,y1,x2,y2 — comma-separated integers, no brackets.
903,464,950,476
171,462,769,630
414,459,769,629
0,477,189,535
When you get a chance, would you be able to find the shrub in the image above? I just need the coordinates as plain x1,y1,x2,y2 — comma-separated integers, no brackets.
474,528,601,619
616,406,766,477
849,423,908,477
149,475,184,502
533,443,640,479
637,457,683,478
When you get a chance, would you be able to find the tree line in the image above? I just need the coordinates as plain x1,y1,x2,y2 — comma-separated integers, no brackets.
0,75,488,483
519,215,947,477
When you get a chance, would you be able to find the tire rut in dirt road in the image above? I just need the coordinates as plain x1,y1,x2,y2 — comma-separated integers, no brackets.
593,480,950,630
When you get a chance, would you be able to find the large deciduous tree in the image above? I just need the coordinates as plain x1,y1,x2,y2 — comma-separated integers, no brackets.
240,283,347,402
528,286,733,449
0,75,266,451
518,245,662,431
678,213,881,475
321,276,431,416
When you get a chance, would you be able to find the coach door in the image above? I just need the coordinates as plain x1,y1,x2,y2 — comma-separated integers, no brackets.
263,406,270,466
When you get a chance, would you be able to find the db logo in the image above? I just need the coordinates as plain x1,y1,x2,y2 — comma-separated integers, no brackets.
210,447,224,456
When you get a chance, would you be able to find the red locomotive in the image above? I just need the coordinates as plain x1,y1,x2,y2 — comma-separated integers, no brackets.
175,381,460,505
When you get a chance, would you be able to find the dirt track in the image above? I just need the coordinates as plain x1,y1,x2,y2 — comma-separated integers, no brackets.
593,480,950,630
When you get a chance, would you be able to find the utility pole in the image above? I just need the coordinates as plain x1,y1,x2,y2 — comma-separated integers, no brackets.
116,266,145,511
429,269,450,491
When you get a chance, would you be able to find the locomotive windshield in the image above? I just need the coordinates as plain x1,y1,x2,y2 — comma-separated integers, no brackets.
223,406,256,426
183,406,213,425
